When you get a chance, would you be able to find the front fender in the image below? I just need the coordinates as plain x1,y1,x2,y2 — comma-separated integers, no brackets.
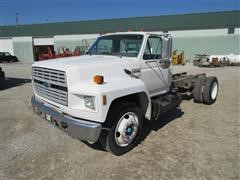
68,78,151,123
100,78,151,122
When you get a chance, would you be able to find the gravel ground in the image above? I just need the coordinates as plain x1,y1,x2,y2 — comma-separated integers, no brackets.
0,63,239,180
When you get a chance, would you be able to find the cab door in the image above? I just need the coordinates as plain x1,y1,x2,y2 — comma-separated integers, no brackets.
140,35,172,97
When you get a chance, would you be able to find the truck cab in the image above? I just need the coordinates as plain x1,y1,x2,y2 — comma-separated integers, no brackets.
31,32,218,155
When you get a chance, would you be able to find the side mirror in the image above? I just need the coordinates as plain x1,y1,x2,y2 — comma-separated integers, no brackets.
161,34,172,60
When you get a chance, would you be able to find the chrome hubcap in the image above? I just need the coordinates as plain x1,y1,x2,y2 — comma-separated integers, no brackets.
115,112,139,147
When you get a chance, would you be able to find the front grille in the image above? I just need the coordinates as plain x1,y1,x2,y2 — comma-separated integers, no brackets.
32,67,68,106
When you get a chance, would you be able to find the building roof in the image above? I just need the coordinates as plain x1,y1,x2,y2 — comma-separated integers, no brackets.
0,10,239,37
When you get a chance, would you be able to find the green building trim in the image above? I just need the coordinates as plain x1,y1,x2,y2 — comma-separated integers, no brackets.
0,10,239,37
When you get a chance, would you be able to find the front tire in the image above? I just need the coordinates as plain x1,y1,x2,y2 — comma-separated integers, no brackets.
101,102,143,156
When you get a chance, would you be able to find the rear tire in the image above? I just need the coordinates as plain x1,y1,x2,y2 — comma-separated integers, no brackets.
203,76,219,105
100,101,143,156
193,76,206,103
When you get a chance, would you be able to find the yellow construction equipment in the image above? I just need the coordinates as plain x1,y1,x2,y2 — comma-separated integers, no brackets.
172,50,185,65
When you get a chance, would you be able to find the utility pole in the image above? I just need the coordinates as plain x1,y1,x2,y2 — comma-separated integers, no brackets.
15,12,19,28
136,16,139,31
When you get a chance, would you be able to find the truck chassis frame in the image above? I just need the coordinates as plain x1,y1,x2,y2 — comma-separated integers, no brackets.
172,72,206,92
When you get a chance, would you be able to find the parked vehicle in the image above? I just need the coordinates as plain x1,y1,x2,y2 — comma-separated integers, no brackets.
31,32,219,155
193,53,240,67
0,67,5,80
0,52,18,63
193,54,211,67
172,49,185,65
210,54,240,66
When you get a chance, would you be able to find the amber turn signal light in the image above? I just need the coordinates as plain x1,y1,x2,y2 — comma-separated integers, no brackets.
93,75,104,84
102,95,107,105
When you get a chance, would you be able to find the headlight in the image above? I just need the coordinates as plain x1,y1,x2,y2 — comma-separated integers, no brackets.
84,96,96,110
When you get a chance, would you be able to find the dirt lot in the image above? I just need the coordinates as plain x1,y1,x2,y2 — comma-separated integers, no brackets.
0,63,239,180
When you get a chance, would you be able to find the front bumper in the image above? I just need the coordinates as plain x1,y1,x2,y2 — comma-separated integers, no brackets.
31,95,102,142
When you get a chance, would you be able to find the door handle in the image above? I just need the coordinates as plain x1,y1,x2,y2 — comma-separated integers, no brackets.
124,68,141,79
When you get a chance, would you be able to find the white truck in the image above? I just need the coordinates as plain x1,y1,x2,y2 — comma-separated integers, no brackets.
31,32,219,155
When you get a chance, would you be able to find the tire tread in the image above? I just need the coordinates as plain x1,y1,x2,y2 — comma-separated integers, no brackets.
193,76,206,103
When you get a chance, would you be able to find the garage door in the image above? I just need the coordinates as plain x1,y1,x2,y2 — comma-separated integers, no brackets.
0,38,14,55
33,37,54,46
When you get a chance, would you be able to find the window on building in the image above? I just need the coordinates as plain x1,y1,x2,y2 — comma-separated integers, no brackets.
228,27,235,34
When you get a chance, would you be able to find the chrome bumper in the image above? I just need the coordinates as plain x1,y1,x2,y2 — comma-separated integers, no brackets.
31,96,102,142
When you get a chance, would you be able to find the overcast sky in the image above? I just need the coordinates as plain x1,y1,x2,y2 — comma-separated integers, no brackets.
0,0,239,26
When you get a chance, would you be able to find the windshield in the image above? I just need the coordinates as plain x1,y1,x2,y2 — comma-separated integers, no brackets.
87,34,143,57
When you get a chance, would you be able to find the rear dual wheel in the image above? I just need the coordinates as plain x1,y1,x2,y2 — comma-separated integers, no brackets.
203,77,219,105
193,76,218,105
193,76,206,103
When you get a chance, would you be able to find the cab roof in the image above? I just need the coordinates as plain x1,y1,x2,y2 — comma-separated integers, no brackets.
100,31,166,37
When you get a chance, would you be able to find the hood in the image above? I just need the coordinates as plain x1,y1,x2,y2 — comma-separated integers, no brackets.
32,55,139,85
33,55,136,70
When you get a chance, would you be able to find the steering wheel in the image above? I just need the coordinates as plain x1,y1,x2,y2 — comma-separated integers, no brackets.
126,48,138,54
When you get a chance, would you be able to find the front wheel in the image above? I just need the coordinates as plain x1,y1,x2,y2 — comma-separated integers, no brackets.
100,102,143,155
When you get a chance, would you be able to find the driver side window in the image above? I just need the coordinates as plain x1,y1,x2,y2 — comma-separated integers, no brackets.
143,36,162,60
